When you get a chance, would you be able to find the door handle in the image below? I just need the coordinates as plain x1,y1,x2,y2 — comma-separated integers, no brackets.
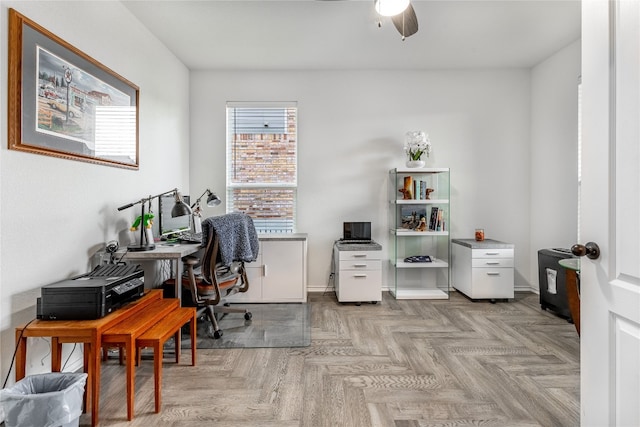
571,242,601,260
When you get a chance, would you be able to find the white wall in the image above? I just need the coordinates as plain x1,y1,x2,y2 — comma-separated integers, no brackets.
530,40,581,291
190,69,533,292
0,1,190,382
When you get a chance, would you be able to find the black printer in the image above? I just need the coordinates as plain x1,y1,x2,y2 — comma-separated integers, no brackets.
37,264,145,320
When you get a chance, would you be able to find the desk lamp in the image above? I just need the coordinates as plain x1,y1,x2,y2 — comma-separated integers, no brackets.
192,188,221,209
118,188,192,251
191,189,221,233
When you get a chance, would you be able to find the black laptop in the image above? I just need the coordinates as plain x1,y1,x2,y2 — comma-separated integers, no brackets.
342,222,372,243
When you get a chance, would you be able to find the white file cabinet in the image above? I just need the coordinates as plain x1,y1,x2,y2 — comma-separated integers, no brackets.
334,242,382,304
451,238,514,301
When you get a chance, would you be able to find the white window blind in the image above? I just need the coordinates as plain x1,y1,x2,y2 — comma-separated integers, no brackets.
226,102,297,233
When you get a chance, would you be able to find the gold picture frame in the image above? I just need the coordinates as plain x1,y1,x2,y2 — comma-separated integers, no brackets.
8,8,139,169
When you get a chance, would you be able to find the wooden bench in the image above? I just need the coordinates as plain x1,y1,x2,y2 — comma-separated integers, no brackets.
136,307,197,413
102,298,180,420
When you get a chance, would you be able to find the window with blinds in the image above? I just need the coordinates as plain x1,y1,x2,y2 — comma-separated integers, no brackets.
226,102,297,233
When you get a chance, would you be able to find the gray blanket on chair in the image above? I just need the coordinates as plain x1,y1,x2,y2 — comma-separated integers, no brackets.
201,213,259,266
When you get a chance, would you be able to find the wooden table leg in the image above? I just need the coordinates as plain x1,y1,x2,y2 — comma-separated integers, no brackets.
190,311,196,366
15,329,27,381
81,343,91,414
175,257,183,303
91,338,101,427
565,269,581,336
174,328,180,363
153,340,162,413
51,337,62,371
125,336,136,420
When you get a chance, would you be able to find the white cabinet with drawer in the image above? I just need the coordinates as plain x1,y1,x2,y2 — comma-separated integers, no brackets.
227,234,308,303
334,242,382,304
451,239,514,301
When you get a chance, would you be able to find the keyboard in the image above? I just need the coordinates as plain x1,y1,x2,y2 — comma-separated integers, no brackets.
178,231,203,243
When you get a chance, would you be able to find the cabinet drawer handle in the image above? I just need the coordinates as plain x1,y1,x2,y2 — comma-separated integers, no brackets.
263,265,267,277
353,274,367,278
353,254,367,258
485,262,500,265
353,264,367,268
485,252,500,256
486,272,501,276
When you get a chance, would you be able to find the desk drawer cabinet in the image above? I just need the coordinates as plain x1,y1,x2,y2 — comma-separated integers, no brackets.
334,244,382,303
452,239,514,301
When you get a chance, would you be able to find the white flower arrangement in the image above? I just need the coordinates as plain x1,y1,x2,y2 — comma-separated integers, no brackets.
404,131,431,161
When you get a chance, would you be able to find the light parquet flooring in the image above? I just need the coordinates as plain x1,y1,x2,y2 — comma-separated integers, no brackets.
83,291,579,426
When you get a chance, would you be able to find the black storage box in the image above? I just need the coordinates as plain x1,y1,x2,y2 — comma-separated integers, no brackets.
538,248,575,321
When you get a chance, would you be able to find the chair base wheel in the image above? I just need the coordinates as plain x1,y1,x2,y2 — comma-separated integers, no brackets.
213,330,223,339
244,312,252,320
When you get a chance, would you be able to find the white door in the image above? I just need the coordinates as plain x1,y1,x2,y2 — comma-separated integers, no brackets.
581,1,640,425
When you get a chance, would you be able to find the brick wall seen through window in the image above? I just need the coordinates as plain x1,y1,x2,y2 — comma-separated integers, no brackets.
226,103,297,233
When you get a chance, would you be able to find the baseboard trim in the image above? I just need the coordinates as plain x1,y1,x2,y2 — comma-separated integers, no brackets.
308,285,537,294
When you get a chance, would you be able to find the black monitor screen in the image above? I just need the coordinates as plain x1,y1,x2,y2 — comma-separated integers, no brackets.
343,222,371,241
158,195,191,236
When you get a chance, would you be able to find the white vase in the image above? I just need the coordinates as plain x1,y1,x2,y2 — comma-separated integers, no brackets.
406,160,425,168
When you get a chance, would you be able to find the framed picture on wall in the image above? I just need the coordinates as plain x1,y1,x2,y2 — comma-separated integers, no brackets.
7,8,140,169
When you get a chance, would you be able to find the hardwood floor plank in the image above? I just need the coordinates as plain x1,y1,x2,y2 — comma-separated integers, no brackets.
80,291,579,426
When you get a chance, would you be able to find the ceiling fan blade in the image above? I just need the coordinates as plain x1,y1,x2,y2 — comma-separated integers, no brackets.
391,3,418,38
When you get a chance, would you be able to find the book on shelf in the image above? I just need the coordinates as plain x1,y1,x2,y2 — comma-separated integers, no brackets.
427,207,447,231
399,175,437,201
411,179,428,201
428,207,438,231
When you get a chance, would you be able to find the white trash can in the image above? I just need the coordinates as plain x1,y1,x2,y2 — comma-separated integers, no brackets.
0,372,87,427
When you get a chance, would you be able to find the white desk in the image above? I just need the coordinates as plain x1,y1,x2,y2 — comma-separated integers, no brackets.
118,243,201,300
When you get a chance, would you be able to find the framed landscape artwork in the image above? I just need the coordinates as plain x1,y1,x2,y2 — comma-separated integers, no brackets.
8,9,139,169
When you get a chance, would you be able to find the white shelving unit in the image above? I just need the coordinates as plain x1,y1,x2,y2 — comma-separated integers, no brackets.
388,167,451,299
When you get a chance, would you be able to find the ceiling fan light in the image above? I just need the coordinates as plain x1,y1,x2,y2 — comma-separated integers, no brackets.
374,0,410,17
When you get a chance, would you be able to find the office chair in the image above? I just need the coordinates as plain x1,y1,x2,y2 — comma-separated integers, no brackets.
182,212,259,339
